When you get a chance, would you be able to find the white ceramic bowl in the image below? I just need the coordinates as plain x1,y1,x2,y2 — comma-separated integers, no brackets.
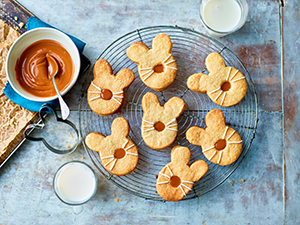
6,27,81,102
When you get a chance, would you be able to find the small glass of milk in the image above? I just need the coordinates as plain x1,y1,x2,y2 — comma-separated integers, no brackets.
53,161,98,214
199,0,248,37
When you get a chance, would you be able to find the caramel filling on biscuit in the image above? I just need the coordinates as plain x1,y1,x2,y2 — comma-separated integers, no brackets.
170,176,181,188
154,121,165,132
215,139,227,151
221,81,231,92
114,148,126,159
153,64,164,73
101,89,113,100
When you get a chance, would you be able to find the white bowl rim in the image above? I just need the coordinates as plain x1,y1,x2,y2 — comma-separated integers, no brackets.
6,27,81,102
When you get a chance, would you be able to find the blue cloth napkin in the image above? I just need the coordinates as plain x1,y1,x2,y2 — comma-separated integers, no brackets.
3,17,86,112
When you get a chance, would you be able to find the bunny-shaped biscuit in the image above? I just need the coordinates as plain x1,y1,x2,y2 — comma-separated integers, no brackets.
141,92,186,150
126,33,177,91
187,52,247,107
85,117,138,176
186,109,242,166
87,59,135,116
156,146,208,201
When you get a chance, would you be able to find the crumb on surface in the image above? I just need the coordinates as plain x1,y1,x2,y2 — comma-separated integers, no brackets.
241,179,245,182
230,183,233,186
230,188,232,191
116,198,119,202
66,145,70,148
113,194,116,197
82,157,86,160
262,103,265,106
231,180,234,183
18,22,24,28
14,16,18,21
236,180,239,183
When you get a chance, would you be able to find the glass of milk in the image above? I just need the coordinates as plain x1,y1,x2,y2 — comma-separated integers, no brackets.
199,0,248,37
53,161,98,214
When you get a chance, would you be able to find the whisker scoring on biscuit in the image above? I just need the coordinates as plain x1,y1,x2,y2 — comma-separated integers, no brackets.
209,87,220,95
209,151,217,160
226,130,236,140
159,172,170,179
220,92,227,106
91,81,102,91
227,140,243,144
229,70,239,81
222,126,229,139
202,145,215,153
231,77,246,83
226,67,232,81
217,151,223,164
157,165,194,198
214,90,224,101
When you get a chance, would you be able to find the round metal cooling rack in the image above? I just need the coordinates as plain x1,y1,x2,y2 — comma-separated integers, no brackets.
79,26,258,201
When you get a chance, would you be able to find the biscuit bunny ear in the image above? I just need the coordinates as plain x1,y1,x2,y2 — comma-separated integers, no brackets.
126,42,149,63
85,132,105,152
187,73,209,93
170,146,191,165
164,97,186,119
185,126,205,146
206,52,226,73
93,59,113,79
189,160,209,182
115,68,135,90
110,117,130,138
205,109,226,128
142,92,161,111
152,33,172,53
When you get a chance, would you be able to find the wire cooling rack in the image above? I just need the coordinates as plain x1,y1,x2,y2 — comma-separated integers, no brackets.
78,26,258,201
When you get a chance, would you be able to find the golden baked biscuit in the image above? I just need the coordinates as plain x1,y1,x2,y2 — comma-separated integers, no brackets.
126,33,177,91
85,117,138,176
187,52,247,107
186,109,242,166
87,59,135,116
156,146,208,201
141,92,186,150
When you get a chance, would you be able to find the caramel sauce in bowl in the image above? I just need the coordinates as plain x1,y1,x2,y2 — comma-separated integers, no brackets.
6,28,80,102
